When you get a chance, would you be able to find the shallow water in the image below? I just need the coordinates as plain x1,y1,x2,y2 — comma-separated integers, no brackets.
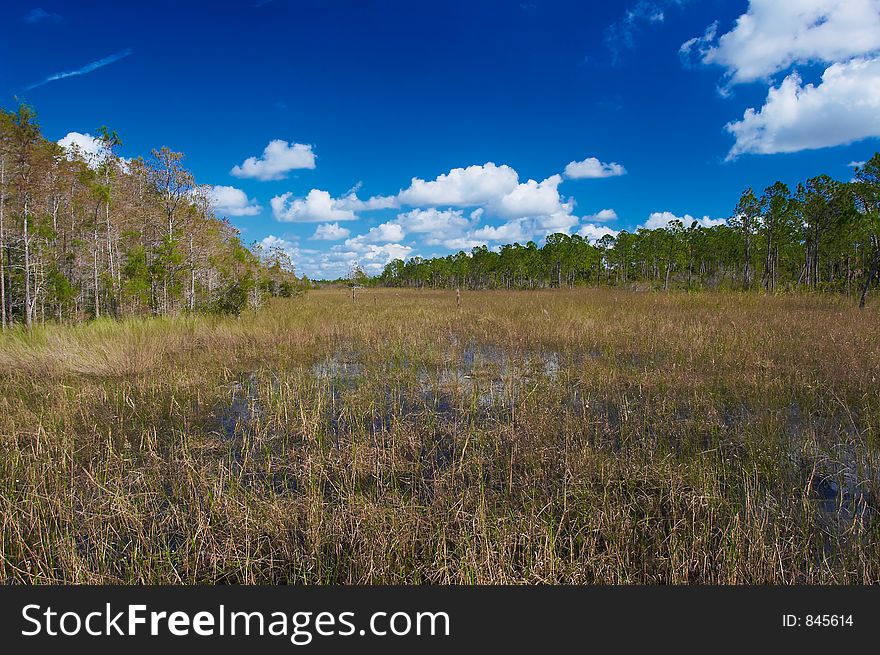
216,345,879,539
219,371,261,440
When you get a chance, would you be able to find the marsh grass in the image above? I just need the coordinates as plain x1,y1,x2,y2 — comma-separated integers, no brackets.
1,288,878,583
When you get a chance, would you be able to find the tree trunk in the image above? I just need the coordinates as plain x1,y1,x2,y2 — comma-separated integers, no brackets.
0,155,5,330
859,244,880,309
762,232,773,291
189,235,195,312
93,237,100,319
106,199,115,315
23,199,32,329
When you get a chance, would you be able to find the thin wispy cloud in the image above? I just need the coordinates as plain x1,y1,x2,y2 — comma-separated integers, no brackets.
26,48,134,90
604,0,690,63
22,8,61,24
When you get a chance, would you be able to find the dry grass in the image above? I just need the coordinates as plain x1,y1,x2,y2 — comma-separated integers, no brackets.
1,288,879,583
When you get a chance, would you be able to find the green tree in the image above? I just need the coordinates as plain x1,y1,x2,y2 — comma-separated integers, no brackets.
852,155,880,307
731,188,759,289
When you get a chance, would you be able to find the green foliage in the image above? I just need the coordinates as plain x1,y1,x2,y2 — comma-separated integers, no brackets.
46,266,76,315
0,102,303,328
210,272,255,315
379,165,880,302
122,245,152,307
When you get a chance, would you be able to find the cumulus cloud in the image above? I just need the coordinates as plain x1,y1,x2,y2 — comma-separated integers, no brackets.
584,208,619,222
356,221,406,244
563,157,627,179
726,58,880,158
534,211,581,234
335,241,413,275
231,140,316,181
578,223,620,242
259,235,300,259
471,220,533,243
641,211,727,230
398,163,519,206
271,189,358,222
686,0,880,85
335,192,398,211
57,132,112,167
386,208,485,249
435,237,486,251
495,174,574,219
685,0,880,156
470,212,580,245
396,163,578,227
268,159,628,273
311,222,350,240
260,233,410,279
344,164,594,252
205,185,261,217
395,208,472,236
408,209,475,245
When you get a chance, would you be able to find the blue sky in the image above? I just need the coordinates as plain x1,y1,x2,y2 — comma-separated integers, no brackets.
4,0,880,278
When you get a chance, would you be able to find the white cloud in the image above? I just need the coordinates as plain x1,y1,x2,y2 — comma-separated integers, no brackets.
205,185,261,217
388,203,580,251
393,164,580,242
397,164,579,230
259,235,300,259
398,163,519,206
563,157,627,179
390,208,487,249
231,139,316,181
336,192,398,211
265,159,629,273
435,237,486,251
641,211,727,230
470,212,579,244
472,220,533,243
260,234,401,280
331,222,413,275
395,208,472,236
679,21,718,67
329,241,413,277
534,210,580,233
686,1,880,156
849,160,867,167
271,189,358,222
687,0,880,84
356,221,406,244
27,48,133,90
578,223,620,242
342,238,411,258
57,132,111,167
584,208,619,222
726,57,880,158
495,174,573,219
605,1,675,62
311,222,351,240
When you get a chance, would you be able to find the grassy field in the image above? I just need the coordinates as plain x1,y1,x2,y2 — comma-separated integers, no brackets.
1,288,878,583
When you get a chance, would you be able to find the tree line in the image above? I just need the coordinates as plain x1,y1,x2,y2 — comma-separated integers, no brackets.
379,158,880,308
0,104,301,329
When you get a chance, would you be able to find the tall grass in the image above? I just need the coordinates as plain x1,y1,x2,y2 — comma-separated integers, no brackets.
1,288,878,583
